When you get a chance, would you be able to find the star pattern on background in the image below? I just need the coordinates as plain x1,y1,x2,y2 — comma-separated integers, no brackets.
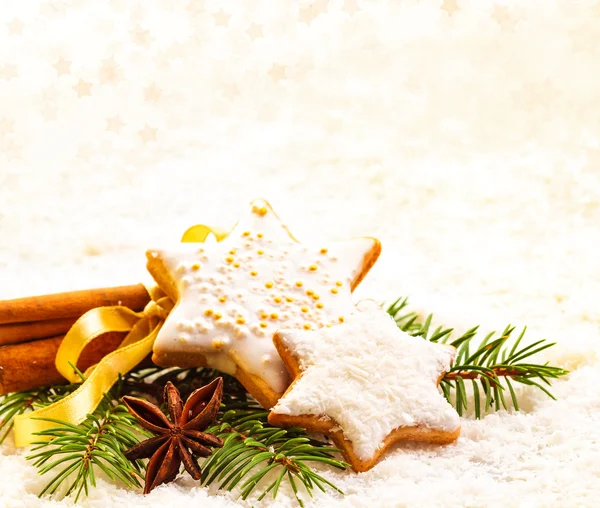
39,0,69,17
246,23,264,39
76,143,96,160
53,57,71,76
221,82,240,101
7,18,25,36
441,0,460,16
99,57,124,85
213,10,231,27
0,138,22,160
268,64,287,82
185,0,203,14
492,6,516,31
298,0,329,24
343,0,360,16
138,124,157,143
0,118,15,135
131,25,152,46
73,79,92,97
0,64,18,80
144,82,162,103
106,115,124,132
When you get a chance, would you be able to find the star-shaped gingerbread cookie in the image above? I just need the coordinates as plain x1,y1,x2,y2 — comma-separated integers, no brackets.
146,199,381,409
268,299,461,472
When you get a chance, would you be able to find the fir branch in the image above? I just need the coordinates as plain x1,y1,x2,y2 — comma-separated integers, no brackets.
26,386,149,502
202,399,347,506
387,297,569,418
0,383,79,445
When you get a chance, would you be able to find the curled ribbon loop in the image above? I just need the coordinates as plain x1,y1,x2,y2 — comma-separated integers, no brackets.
13,225,227,447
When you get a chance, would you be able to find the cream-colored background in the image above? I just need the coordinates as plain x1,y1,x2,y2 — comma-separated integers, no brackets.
1,1,600,506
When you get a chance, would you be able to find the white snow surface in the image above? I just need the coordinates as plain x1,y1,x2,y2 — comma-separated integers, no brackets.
1,1,600,506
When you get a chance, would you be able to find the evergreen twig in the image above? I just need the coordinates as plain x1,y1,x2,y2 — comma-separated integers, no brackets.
386,297,569,418
0,383,80,445
25,382,149,502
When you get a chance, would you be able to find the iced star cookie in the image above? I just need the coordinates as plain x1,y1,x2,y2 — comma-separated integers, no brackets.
146,199,381,409
268,300,460,472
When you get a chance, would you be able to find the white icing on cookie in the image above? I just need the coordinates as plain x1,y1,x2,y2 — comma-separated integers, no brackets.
272,300,460,460
149,200,379,395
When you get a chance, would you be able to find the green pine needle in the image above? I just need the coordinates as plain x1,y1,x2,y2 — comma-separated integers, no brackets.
200,398,347,505
26,387,149,502
27,385,148,502
386,296,569,418
0,383,80,445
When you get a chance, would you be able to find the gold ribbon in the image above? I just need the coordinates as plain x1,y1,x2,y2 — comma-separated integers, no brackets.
14,225,227,447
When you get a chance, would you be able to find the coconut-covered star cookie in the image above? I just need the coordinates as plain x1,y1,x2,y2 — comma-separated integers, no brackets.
268,300,461,472
146,199,381,409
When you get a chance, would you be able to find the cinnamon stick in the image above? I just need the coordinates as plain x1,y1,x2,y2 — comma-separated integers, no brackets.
0,317,77,347
0,332,126,394
0,284,150,325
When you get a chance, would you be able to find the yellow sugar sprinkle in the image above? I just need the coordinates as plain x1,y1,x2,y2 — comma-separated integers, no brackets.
236,317,245,325
225,256,234,263
179,336,186,343
338,316,345,323
303,323,312,330
274,296,283,303
260,312,269,319
331,287,338,294
285,296,294,302
325,323,332,328
301,306,309,313
251,270,258,276
243,231,251,236
306,289,314,296
257,249,264,255
191,263,200,271
212,339,223,349
295,281,303,287
316,302,324,309
320,248,328,254
219,296,227,303
252,205,268,216
336,281,343,287
270,313,279,320
229,249,237,255
265,281,273,288
309,265,318,271
260,321,268,328
213,312,222,320
311,294,320,300
204,309,214,316
233,262,240,268
257,233,264,238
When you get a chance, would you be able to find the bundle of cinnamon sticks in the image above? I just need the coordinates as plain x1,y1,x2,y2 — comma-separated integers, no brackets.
0,284,150,394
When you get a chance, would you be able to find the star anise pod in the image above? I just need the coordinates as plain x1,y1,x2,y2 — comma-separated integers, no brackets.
121,377,224,494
